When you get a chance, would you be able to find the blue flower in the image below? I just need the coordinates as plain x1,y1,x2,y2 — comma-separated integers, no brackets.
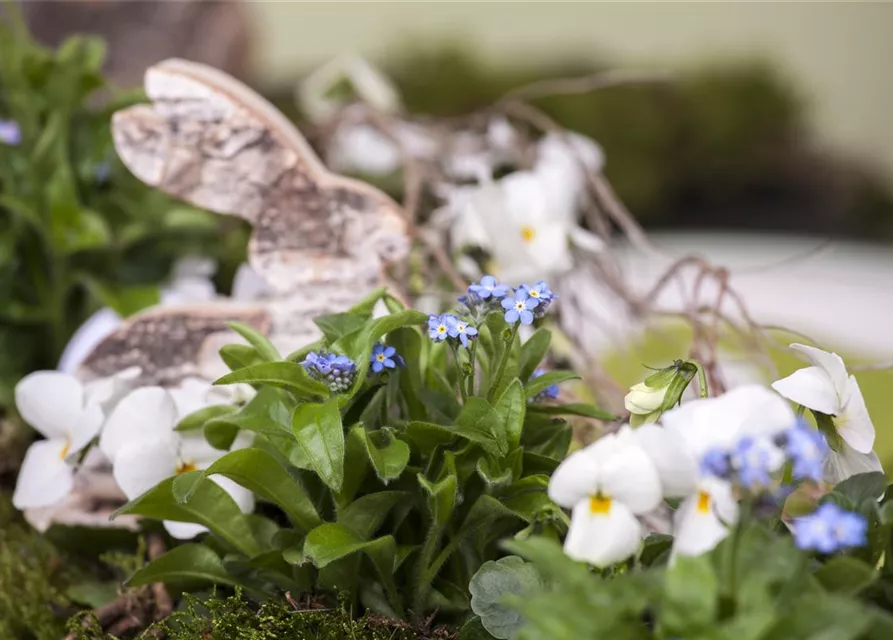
794,503,867,553
428,314,456,342
730,436,783,489
501,289,539,325
370,344,400,373
700,447,731,479
301,351,357,392
782,423,829,483
521,281,556,303
0,119,21,146
530,369,559,402
446,316,478,348
468,275,510,300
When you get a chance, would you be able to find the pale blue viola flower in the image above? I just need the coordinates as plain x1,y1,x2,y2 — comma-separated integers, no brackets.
794,503,867,553
0,119,21,146
446,316,478,347
370,344,399,373
501,289,539,325
781,423,828,482
468,275,510,300
428,313,455,342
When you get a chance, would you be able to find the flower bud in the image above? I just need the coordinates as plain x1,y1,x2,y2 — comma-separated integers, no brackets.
624,360,698,426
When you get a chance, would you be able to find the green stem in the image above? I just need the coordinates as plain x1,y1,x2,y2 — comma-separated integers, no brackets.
450,342,468,402
489,323,519,402
691,360,710,398
466,339,478,397
412,523,443,616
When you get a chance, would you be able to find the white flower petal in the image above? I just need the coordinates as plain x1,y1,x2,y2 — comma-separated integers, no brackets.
179,433,225,467
599,428,663,514
835,376,875,453
789,343,850,401
15,371,87,439
564,498,641,568
671,480,738,558
771,367,839,416
113,440,177,500
164,521,208,539
624,382,667,414
568,226,606,255
634,425,699,498
57,307,122,373
169,378,217,419
212,476,255,514
84,366,142,413
99,387,177,462
68,402,105,454
12,440,75,509
547,446,600,509
825,440,883,483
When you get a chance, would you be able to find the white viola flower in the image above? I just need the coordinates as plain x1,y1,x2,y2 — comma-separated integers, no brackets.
83,366,142,414
548,426,662,567
57,308,123,374
771,344,877,482
639,385,796,558
103,385,255,539
12,372,104,509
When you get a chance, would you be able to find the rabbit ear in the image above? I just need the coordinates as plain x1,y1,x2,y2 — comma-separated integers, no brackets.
77,303,271,388
111,57,409,296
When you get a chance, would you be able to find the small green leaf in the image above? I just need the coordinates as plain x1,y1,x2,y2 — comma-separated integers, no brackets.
220,344,265,372
175,405,238,432
661,553,717,634
518,328,551,382
494,379,525,450
172,470,205,504
469,556,544,640
524,371,579,397
215,361,329,397
354,426,410,484
454,398,508,456
815,556,877,595
527,403,618,421
291,398,345,492
314,312,368,343
404,421,457,454
828,472,887,506
227,321,280,362
418,472,457,528
203,421,239,451
203,448,321,532
126,544,239,589
339,491,409,539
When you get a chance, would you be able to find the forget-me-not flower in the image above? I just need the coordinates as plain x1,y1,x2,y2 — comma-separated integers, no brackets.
301,351,357,392
700,447,731,480
794,503,867,553
446,316,478,347
428,314,456,342
0,119,21,146
780,423,829,483
729,436,785,489
468,275,510,300
501,289,539,325
370,344,399,372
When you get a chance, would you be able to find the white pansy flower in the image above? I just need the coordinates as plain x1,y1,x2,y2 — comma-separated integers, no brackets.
548,426,662,567
771,344,879,482
640,385,795,558
103,384,255,539
12,372,104,509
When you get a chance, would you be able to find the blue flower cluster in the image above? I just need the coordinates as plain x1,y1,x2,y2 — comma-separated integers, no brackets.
794,503,867,553
301,351,357,393
0,119,21,146
461,275,557,326
701,422,829,490
428,313,479,348
369,344,404,373
530,369,559,403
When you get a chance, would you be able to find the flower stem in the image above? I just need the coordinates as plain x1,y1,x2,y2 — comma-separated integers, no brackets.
450,342,468,402
466,340,478,397
691,360,710,398
489,323,519,402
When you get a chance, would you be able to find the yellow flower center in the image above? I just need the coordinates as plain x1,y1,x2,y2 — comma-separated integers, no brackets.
520,226,536,243
529,290,540,298
59,441,71,460
589,494,612,514
515,301,526,311
377,354,386,362
697,491,711,514
458,323,466,331
438,325,447,333
177,460,198,474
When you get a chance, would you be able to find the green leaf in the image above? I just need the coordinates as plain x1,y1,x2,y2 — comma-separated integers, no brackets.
418,471,457,528
215,361,329,397
314,312,368,343
520,414,572,460
339,491,409,539
66,580,118,608
661,553,717,634
220,344,265,373
348,287,388,316
518,328,551,382
458,617,494,640
524,371,579,398
291,398,345,492
203,448,321,532
469,556,544,640
828,472,887,506
815,556,877,596
126,544,239,589
494,379,525,450
454,398,508,456
175,404,238,432
206,386,292,439
172,470,205,504
761,594,872,640
404,420,457,454
353,426,410,484
227,321,280,362
528,402,618,421
113,478,261,557
203,421,239,451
